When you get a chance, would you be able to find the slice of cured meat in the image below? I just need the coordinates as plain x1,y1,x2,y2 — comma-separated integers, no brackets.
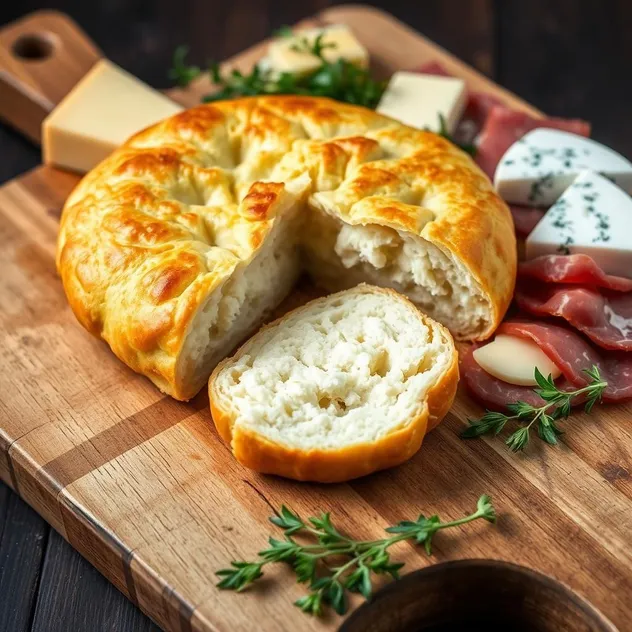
498,321,632,402
509,205,545,237
514,284,632,351
460,343,565,410
417,61,452,77
518,254,632,292
475,106,591,178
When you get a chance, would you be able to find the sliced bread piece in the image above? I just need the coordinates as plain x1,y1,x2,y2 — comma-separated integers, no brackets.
208,285,458,482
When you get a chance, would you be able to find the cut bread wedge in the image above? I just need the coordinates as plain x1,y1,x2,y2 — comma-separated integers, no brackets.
208,285,458,482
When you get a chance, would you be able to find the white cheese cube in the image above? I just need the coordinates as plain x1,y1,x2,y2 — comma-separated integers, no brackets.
473,334,562,386
494,129,632,207
43,60,183,174
376,71,467,133
265,25,368,76
526,170,632,277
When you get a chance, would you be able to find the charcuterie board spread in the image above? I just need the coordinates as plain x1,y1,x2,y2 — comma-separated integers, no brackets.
0,6,631,632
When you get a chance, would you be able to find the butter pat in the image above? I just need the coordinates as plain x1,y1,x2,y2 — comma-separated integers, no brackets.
265,25,368,76
473,334,562,386
526,170,632,277
377,71,467,133
43,59,183,174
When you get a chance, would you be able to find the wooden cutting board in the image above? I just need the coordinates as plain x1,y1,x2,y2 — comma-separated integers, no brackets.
0,7,630,632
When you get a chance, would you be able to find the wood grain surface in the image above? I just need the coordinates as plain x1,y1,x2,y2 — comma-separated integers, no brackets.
0,5,630,632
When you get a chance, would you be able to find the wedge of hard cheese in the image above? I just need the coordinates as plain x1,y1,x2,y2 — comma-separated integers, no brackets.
208,285,458,482
473,334,561,386
263,24,368,76
43,59,183,174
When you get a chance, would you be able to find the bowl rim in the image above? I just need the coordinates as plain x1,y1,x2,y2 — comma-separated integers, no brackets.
339,558,619,632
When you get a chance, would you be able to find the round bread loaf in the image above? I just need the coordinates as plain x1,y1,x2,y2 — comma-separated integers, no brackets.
56,96,516,400
209,285,459,482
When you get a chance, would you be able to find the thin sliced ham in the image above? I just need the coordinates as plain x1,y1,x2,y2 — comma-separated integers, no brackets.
518,255,632,292
498,321,632,402
462,320,632,410
417,61,452,77
509,205,545,237
515,284,632,351
475,106,591,178
460,343,566,410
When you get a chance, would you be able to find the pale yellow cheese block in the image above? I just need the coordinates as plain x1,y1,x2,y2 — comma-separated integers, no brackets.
42,59,183,174
264,24,369,76
473,334,562,386
377,71,467,134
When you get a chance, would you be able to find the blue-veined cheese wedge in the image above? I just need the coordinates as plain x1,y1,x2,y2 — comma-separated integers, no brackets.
494,129,632,207
526,170,632,277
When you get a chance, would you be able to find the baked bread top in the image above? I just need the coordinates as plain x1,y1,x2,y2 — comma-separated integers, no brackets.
56,96,516,399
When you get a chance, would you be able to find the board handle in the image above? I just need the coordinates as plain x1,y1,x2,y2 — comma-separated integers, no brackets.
0,10,102,144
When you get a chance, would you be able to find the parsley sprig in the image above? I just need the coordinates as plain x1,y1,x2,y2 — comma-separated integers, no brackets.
462,366,607,452
169,30,386,108
217,495,496,617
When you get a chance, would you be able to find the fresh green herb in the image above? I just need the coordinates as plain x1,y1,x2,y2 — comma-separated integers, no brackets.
217,496,496,617
462,366,607,452
168,46,202,87
434,114,477,156
169,32,387,109
290,31,337,58
273,25,294,39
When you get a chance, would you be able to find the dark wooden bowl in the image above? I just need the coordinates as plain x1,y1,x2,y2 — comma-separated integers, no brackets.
340,559,617,632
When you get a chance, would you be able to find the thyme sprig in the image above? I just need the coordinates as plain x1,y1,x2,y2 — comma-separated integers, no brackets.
217,495,496,617
169,30,386,108
462,365,607,452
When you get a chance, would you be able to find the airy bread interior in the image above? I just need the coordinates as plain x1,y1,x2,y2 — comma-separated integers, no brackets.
177,213,301,399
211,286,454,450
179,193,487,397
300,205,490,339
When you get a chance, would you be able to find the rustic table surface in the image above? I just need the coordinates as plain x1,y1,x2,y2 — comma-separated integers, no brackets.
1,1,631,630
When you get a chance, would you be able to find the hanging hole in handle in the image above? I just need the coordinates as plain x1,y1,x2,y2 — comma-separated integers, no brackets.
12,32,56,61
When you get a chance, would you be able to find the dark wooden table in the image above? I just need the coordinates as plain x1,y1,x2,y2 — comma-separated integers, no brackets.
1,1,630,630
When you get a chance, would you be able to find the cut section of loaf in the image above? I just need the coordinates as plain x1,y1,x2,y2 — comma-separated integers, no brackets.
208,285,459,482
58,96,515,401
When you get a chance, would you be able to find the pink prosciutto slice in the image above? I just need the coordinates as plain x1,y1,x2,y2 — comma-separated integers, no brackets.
509,205,546,237
475,106,591,178
460,343,563,410
498,321,632,402
514,284,632,351
462,320,632,410
518,255,632,292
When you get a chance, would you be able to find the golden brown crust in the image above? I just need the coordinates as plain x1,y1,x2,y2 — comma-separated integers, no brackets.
58,96,513,399
208,285,459,482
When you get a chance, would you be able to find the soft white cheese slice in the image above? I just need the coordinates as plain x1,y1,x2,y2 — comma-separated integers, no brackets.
376,71,467,133
264,25,368,77
43,59,183,174
494,129,632,207
473,334,562,386
526,169,632,276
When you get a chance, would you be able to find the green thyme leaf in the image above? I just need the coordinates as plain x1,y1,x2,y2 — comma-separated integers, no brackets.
462,365,608,452
270,505,304,534
216,495,495,617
